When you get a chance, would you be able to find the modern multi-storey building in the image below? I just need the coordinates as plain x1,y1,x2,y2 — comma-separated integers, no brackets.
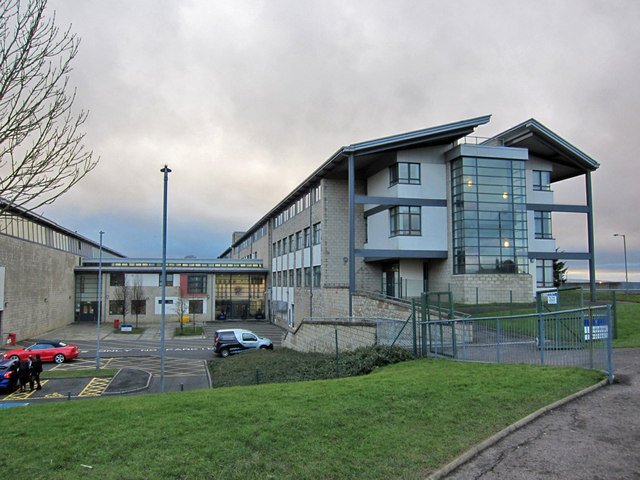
222,115,599,329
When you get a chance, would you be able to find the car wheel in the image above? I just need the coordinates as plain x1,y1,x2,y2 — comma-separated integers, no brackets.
220,348,230,358
9,355,19,361
54,353,66,364
259,345,267,350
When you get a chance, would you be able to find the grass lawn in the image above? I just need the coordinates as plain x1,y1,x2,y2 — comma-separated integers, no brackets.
0,358,604,479
42,369,119,379
174,325,204,336
613,301,640,348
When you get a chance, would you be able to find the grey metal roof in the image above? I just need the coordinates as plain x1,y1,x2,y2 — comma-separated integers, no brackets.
225,115,492,252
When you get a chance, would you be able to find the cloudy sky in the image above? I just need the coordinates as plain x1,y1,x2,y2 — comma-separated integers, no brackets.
39,0,639,281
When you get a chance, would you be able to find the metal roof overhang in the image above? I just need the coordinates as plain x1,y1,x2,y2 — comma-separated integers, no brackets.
485,119,599,182
228,115,492,250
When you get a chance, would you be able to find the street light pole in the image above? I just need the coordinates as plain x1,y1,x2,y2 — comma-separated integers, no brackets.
613,233,628,289
96,231,104,371
160,165,171,393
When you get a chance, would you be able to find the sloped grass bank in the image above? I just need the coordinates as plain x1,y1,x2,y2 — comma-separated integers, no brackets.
0,359,604,479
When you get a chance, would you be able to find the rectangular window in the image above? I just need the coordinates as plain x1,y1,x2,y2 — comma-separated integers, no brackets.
283,269,288,286
159,273,173,287
289,270,294,287
390,162,420,186
533,170,551,191
187,275,207,294
131,300,146,315
189,299,203,314
534,211,552,239
109,300,124,315
110,273,124,287
304,227,311,248
537,260,554,287
277,240,281,256
296,268,302,287
282,238,288,254
296,231,303,250
272,242,277,257
289,235,295,253
304,267,311,287
313,265,321,287
390,206,421,236
313,223,321,245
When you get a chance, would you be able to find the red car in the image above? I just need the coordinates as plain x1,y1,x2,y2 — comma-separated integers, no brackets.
2,340,79,364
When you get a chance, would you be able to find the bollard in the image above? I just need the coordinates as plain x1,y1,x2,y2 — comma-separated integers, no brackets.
68,391,71,401
180,384,184,392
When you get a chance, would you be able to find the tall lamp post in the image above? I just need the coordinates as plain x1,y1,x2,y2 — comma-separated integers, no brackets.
613,233,628,289
160,165,171,393
96,231,104,371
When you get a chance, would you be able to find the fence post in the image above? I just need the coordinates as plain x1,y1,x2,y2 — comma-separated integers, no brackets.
539,313,546,365
589,307,594,369
509,290,513,316
607,304,614,384
612,291,618,339
412,298,418,356
496,317,501,363
335,328,340,378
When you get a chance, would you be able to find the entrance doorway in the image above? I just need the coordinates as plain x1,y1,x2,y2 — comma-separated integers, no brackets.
79,302,97,322
232,303,249,319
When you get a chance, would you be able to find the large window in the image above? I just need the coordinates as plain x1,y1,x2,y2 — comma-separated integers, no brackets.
189,300,203,314
159,273,173,287
537,260,553,287
131,300,146,315
109,300,124,315
313,223,321,245
533,170,551,191
304,227,311,248
304,267,311,287
187,275,207,294
110,273,124,287
296,231,302,250
451,156,528,275
534,211,552,239
313,266,321,287
389,162,420,186
390,206,421,236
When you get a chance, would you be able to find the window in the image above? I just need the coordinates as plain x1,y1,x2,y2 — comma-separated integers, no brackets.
289,235,295,253
296,268,302,287
109,300,124,315
272,242,277,257
534,211,552,239
187,275,207,294
282,238,288,254
304,267,311,287
537,260,554,287
533,170,551,191
159,273,173,287
110,273,124,287
296,231,302,250
277,240,281,256
390,206,421,236
289,270,294,287
131,300,146,315
313,223,321,245
390,162,420,186
283,269,288,286
313,266,321,287
304,227,311,248
189,300,203,314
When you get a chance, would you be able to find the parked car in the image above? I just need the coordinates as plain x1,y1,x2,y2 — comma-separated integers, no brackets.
213,329,273,358
2,340,79,364
0,359,19,391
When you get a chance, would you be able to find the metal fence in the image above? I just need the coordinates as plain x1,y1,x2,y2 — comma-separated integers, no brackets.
393,305,614,383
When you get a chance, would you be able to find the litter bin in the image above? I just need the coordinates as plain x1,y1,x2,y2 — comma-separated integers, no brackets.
114,318,120,329
5,333,16,346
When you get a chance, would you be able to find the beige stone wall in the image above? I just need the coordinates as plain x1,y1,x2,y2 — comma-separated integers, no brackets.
0,234,78,341
282,320,377,353
449,273,534,304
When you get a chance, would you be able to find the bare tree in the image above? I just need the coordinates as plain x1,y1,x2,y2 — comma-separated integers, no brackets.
131,277,145,329
113,281,131,325
174,293,189,334
0,0,97,214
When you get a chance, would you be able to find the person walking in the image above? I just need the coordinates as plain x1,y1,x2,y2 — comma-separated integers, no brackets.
18,359,30,392
32,354,43,390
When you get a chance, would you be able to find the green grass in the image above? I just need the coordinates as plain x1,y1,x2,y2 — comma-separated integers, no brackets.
42,368,119,379
0,359,604,479
174,325,203,336
613,302,640,348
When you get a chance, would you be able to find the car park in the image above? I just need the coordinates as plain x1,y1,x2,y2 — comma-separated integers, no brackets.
0,359,19,392
213,329,273,357
2,340,79,364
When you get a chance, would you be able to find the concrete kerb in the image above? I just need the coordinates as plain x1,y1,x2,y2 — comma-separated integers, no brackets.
426,378,610,480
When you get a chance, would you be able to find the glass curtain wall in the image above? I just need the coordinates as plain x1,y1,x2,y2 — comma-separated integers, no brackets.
215,274,266,319
452,157,528,274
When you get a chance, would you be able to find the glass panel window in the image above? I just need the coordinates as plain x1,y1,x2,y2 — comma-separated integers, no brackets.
296,268,302,287
131,300,146,315
313,223,321,245
313,266,321,287
289,235,295,252
296,231,302,250
189,300,203,314
109,300,124,315
537,260,554,287
534,211,552,239
390,206,421,236
533,170,551,191
187,275,207,294
159,273,173,287
304,267,311,287
289,270,294,287
304,227,311,248
390,162,420,186
110,273,124,287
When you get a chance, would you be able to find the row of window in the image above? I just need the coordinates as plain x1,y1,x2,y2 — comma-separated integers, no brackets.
273,185,322,229
272,223,321,257
235,224,268,252
108,298,205,315
272,266,321,288
109,273,208,294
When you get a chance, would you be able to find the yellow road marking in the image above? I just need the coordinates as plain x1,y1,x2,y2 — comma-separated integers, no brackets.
78,377,112,397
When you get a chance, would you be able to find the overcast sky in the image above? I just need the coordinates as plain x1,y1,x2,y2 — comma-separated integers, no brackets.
40,0,639,282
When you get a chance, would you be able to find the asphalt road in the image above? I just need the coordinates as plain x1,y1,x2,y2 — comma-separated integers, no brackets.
437,347,640,479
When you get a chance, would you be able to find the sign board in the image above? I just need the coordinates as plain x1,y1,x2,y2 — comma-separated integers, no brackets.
547,292,558,305
120,324,133,332
584,317,608,341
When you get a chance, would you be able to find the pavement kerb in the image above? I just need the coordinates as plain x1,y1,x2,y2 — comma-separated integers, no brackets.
101,368,153,396
426,378,610,480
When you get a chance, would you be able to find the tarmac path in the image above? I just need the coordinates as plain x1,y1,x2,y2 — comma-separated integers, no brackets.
439,348,640,479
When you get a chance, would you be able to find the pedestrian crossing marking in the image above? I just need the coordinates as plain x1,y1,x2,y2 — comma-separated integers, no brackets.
78,377,112,397
4,380,49,400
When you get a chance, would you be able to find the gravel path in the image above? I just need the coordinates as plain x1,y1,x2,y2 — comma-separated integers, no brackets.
439,348,640,479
